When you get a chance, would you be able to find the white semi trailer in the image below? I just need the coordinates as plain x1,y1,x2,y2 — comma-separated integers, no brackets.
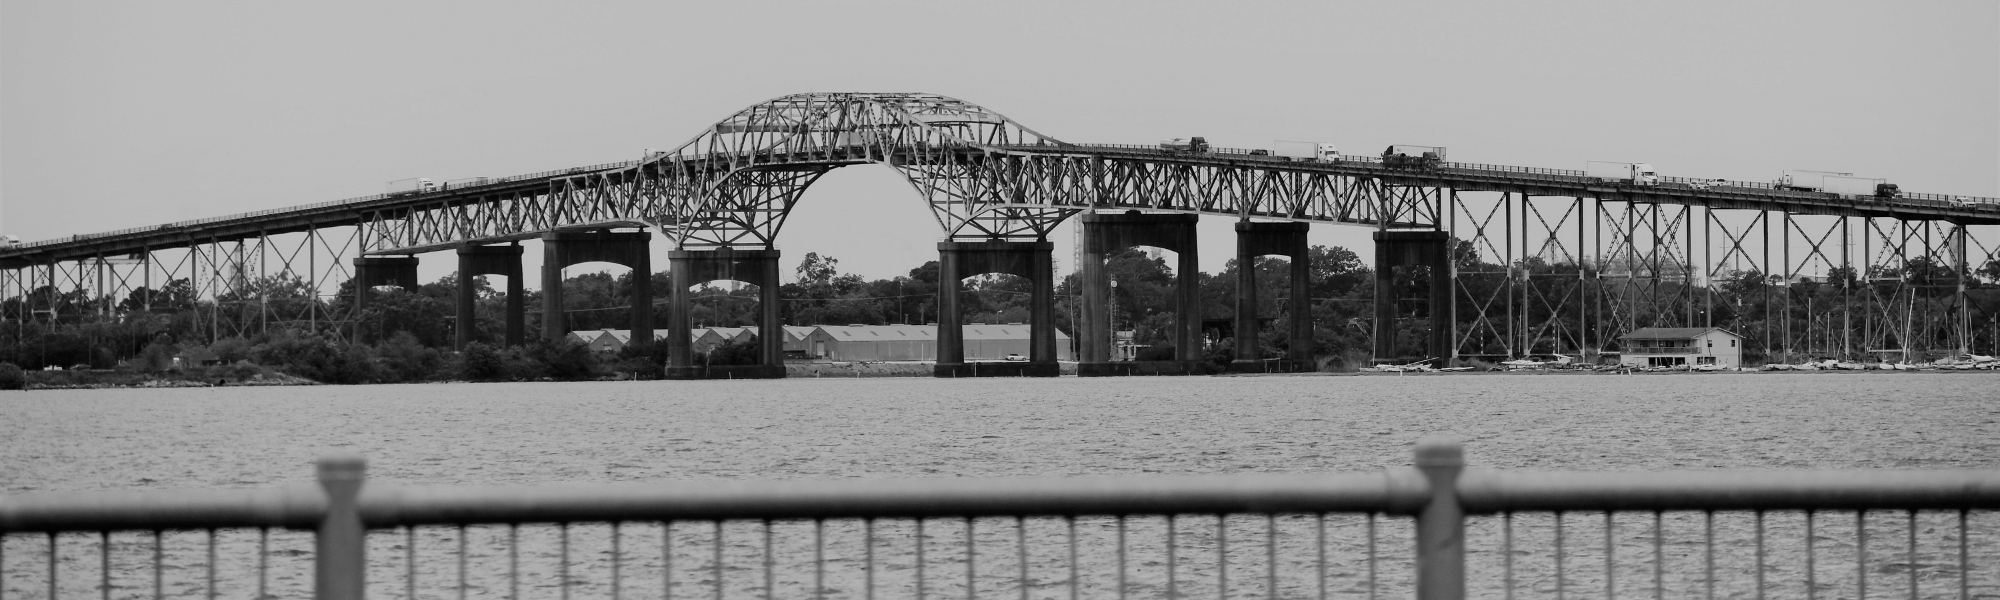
386,178,438,196
1778,170,1853,192
1273,141,1339,162
1586,161,1659,185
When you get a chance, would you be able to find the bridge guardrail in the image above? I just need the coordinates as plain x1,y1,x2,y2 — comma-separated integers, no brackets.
2,438,1994,600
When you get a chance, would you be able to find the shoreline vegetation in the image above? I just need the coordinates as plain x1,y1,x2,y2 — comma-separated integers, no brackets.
6,248,1995,390
7,357,1993,390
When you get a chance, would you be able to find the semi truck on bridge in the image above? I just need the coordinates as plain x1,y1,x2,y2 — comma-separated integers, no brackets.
1272,140,1339,162
1381,145,1444,169
1780,170,1900,199
1159,136,1209,154
1587,161,1660,186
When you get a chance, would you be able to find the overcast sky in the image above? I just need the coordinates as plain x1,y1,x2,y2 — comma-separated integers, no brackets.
3,1,1994,285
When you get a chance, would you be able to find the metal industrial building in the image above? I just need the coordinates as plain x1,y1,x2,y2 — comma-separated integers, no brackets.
568,324,1069,362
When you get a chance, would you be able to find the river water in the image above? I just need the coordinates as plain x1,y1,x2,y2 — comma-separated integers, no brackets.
2,372,1996,599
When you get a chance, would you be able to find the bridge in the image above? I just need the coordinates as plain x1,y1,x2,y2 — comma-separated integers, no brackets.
3,92,1997,376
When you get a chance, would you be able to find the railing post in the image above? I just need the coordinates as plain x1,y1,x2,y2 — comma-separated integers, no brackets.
316,453,367,600
1415,436,1466,600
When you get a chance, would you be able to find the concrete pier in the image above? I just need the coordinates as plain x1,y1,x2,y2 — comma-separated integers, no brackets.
666,248,784,379
455,244,524,349
935,240,1058,377
540,231,652,347
1077,212,1202,376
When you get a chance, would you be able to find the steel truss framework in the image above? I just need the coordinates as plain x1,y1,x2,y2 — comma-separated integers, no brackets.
3,92,1998,364
1446,193,2000,362
1,227,370,350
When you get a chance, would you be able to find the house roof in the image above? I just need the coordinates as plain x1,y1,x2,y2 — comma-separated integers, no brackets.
1618,327,1740,340
807,324,1071,341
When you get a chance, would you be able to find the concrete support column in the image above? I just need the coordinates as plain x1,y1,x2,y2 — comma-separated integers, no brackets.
540,231,652,346
1233,221,1313,372
937,249,966,369
934,241,1058,377
455,244,524,350
1373,230,1452,364
350,256,418,342
666,248,785,379
1078,212,1200,376
1235,232,1260,366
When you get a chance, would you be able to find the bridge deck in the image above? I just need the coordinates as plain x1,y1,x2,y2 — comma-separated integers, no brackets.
3,144,1995,265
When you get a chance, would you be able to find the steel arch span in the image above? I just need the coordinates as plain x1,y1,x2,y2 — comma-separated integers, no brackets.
514,91,1426,253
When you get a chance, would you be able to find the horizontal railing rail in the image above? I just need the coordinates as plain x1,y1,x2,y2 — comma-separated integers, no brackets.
3,442,1997,600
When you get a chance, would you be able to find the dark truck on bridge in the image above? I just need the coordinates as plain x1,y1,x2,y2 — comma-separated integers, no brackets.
1381,145,1444,169
1780,170,1900,199
1159,137,1210,154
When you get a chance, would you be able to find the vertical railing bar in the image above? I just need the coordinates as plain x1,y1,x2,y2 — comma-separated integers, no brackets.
764,520,775,600
918,519,927,600
1265,514,1276,600
1218,514,1229,600
1067,517,1079,600
2,531,7,600
1651,512,1662,600
967,517,978,600
1017,516,1029,600
47,532,57,600
1605,512,1616,600
509,524,520,600
1117,516,1128,600
458,525,468,600
258,528,270,600
1958,510,1968,600
612,522,624,600
153,530,162,600
1169,515,1180,600
1556,512,1566,600
666,521,677,600
1703,512,1714,600
1857,511,1867,600
866,519,876,600
1314,514,1325,600
713,521,724,600
1503,513,1515,600
1754,511,1766,600
206,529,216,600
814,520,824,600
409,526,419,600
1905,511,1916,600
1366,513,1377,600
101,531,111,600
561,523,572,600
1804,512,1815,600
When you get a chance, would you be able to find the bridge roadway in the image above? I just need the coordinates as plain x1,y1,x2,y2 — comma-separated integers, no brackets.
2,143,1996,266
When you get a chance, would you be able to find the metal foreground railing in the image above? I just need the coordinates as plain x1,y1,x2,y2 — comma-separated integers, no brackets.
1,438,1996,600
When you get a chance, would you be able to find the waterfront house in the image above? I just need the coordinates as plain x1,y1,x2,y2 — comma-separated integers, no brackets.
1616,327,1744,368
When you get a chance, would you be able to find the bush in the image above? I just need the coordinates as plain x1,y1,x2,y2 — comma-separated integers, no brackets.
210,337,255,364
253,331,378,384
0,362,23,390
458,342,505,381
374,332,442,383
134,341,180,372
706,335,762,366
1135,345,1176,361
614,343,666,379
524,339,600,381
